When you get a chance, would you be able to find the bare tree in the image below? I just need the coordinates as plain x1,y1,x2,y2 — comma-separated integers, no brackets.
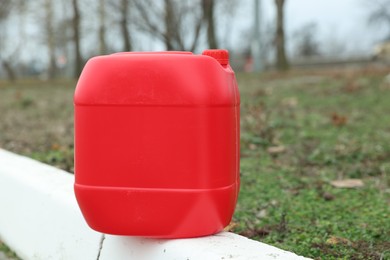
134,0,203,52
293,22,320,58
164,0,175,50
368,0,390,39
274,0,289,71
0,0,17,81
202,0,218,49
120,0,132,51
44,0,57,79
218,0,239,50
107,0,132,51
71,0,83,78
0,1,11,19
98,0,107,54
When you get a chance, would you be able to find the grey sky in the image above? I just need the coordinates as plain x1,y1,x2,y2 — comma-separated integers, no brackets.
232,0,385,56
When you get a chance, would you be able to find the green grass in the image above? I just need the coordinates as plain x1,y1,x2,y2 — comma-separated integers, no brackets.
0,70,389,259
0,240,19,259
235,71,390,259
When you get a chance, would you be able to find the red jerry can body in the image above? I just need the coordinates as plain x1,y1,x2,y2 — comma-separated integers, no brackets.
74,50,240,238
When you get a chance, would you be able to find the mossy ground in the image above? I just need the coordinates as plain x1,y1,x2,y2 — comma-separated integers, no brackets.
0,68,389,259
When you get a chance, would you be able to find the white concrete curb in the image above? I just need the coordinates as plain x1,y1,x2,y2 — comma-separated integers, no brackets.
0,149,310,260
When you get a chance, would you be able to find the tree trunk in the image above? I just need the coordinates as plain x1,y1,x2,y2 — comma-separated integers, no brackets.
98,0,107,54
0,1,18,82
72,0,83,78
164,0,175,50
120,0,132,51
133,0,203,52
275,0,289,71
1,60,16,82
202,0,218,49
44,0,57,79
0,1,12,21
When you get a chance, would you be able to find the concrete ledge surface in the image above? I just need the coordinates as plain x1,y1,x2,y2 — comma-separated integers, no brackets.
0,149,309,260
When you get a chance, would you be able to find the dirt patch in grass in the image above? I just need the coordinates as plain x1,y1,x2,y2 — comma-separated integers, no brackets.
0,80,75,172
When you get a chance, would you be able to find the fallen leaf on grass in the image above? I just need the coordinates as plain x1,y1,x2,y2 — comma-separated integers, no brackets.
256,209,268,218
254,89,267,97
331,112,348,127
343,80,361,93
267,146,286,154
380,74,390,90
51,143,60,150
281,97,298,108
322,192,335,201
223,222,238,232
14,90,23,100
239,228,270,238
326,236,352,246
248,143,257,150
330,179,364,188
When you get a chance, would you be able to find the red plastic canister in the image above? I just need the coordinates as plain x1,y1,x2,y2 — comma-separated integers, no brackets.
74,50,240,238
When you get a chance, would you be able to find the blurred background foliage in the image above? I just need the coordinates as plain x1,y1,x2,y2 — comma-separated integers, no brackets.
1,0,390,80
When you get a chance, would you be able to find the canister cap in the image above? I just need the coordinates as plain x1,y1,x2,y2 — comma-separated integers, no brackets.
202,49,229,66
